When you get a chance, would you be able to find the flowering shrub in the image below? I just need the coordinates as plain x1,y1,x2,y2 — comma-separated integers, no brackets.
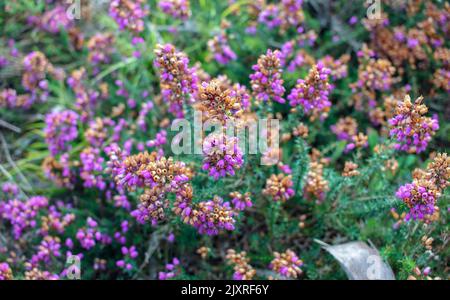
0,0,448,280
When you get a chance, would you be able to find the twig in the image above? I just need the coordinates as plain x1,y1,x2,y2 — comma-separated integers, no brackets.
0,119,21,133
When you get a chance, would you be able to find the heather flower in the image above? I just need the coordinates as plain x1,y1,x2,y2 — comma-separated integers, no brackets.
0,196,49,239
116,246,138,271
158,257,181,280
21,51,59,105
286,50,315,72
296,27,317,47
24,268,59,280
40,203,75,236
258,5,282,29
154,44,199,117
2,182,19,196
131,186,168,225
207,32,237,65
76,218,102,250
44,110,79,156
87,33,115,73
115,152,189,191
342,161,359,177
318,54,350,81
331,117,368,152
42,154,74,188
250,49,285,104
67,68,100,121
0,262,13,280
389,95,439,154
109,0,149,33
202,134,244,180
193,196,236,235
230,83,251,111
396,180,438,221
424,153,449,191
226,249,256,280
288,62,332,120
146,130,167,149
30,236,61,266
263,173,295,202
80,147,106,190
432,68,450,93
30,4,74,34
197,80,242,123
304,161,329,203
0,89,32,109
159,0,191,20
85,117,115,148
353,58,396,92
292,122,309,138
331,117,358,141
280,0,304,30
230,191,252,211
279,40,295,67
269,249,303,279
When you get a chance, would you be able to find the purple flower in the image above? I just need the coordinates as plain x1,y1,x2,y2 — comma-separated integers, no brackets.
395,181,437,221
202,134,244,180
0,196,49,239
109,0,149,34
250,49,285,103
159,0,191,20
154,44,199,117
288,63,332,120
208,33,237,65
389,96,439,154
44,110,79,156
258,5,282,29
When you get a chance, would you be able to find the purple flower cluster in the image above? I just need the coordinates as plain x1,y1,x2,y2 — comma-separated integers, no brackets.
0,263,13,280
269,249,303,279
258,5,282,29
116,246,138,271
30,236,61,267
208,33,237,65
230,192,252,211
146,130,167,149
109,0,149,33
389,95,439,154
158,257,181,280
154,44,199,117
193,196,236,235
0,196,49,239
230,83,251,111
80,147,106,190
39,202,75,236
396,182,437,221
87,33,115,73
202,134,244,180
288,63,332,120
67,68,101,121
76,218,111,250
2,182,19,196
159,0,191,20
250,49,285,103
28,4,74,34
114,221,130,244
22,51,54,104
44,110,79,156
0,89,29,109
